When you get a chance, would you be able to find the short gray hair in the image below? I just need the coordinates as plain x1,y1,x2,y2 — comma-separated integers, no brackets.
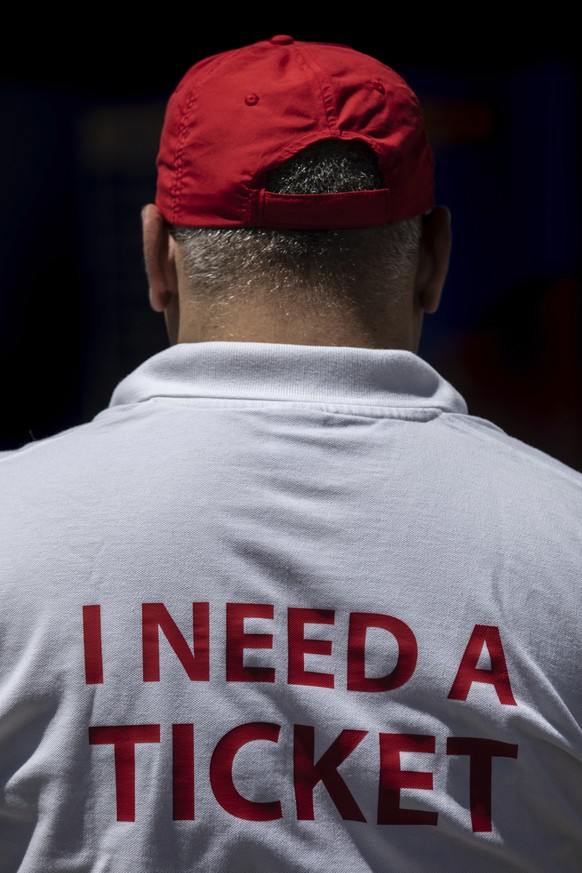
170,140,421,313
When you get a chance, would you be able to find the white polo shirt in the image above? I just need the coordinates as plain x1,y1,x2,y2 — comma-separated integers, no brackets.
1,342,581,872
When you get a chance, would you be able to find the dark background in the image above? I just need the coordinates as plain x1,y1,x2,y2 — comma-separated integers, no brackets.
1,17,580,469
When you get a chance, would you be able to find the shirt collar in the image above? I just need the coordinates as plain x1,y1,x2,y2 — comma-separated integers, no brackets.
109,342,467,414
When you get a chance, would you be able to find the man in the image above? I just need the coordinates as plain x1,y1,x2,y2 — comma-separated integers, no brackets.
0,35,580,873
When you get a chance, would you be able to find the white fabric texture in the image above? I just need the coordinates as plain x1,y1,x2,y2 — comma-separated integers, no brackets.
0,341,580,872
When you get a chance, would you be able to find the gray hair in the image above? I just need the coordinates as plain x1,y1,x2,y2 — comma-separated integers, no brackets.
170,140,421,314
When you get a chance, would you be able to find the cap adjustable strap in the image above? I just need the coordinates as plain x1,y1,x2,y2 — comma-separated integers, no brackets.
255,188,392,229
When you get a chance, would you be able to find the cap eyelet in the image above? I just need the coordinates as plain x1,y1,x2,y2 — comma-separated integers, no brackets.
370,80,385,94
245,93,259,106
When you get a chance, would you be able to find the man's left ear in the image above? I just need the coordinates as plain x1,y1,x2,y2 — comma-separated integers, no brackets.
415,206,452,314
141,203,178,313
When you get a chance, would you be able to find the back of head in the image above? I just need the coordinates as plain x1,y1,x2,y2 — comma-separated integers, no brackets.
170,140,422,315
150,36,436,341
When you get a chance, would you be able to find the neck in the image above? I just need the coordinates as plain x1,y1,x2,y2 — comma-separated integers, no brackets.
175,294,422,351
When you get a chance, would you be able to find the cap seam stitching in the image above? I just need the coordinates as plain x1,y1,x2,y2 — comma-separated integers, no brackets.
292,43,340,135
170,86,196,223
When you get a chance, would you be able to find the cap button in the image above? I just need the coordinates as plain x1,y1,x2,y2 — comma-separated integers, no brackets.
270,35,294,45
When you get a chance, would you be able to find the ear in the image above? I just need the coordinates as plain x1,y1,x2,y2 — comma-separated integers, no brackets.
141,203,178,313
414,206,452,314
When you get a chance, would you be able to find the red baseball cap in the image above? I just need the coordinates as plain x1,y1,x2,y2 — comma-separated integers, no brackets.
156,35,434,229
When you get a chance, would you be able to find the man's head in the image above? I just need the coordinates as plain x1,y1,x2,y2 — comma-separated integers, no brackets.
142,36,451,350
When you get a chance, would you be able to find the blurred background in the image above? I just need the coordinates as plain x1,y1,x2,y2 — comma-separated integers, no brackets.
1,17,580,470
